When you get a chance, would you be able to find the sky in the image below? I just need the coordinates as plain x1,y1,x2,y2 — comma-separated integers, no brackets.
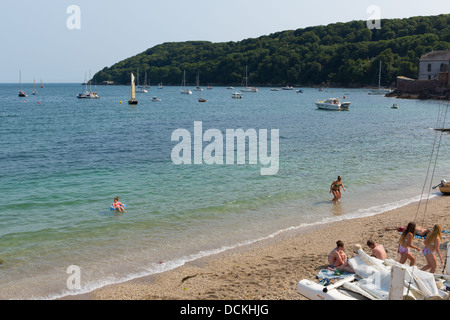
1,0,450,83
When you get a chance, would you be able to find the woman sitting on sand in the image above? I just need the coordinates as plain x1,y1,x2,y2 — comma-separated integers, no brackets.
398,222,420,266
328,240,354,273
330,176,346,202
421,224,444,273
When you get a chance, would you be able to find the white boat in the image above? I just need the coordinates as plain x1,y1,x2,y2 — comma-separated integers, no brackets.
433,179,450,194
158,82,164,89
136,70,148,93
77,91,100,99
315,98,344,110
77,72,100,99
136,86,148,93
282,86,294,90
271,88,280,91
226,86,234,90
341,101,351,110
232,92,242,99
240,66,258,92
180,70,192,94
151,96,161,102
128,73,138,105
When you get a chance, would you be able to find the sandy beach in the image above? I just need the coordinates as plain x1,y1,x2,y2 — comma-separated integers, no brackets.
72,194,449,300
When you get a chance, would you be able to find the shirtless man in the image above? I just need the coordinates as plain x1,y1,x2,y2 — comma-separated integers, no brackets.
328,240,354,273
367,240,387,260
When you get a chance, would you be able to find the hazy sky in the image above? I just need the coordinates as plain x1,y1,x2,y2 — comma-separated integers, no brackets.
1,0,450,83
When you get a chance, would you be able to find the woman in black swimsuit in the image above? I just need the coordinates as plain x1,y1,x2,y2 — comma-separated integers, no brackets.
330,176,346,202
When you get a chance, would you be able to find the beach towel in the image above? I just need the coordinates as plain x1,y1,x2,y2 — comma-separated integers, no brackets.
317,269,354,281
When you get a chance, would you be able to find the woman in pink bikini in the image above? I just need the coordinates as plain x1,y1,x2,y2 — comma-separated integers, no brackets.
398,222,420,266
421,224,444,273
112,197,126,213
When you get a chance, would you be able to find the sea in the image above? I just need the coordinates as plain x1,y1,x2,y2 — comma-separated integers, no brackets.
1,83,449,299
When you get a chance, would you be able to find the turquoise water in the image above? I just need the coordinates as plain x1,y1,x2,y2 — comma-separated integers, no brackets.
1,83,449,299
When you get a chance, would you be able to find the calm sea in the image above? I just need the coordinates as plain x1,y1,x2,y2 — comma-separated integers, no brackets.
0,83,449,299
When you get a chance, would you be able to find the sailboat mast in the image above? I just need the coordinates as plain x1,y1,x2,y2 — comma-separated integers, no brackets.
378,61,382,89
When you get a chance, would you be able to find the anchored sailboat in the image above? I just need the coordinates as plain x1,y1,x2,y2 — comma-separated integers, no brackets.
32,78,38,95
180,70,192,94
368,61,393,95
241,65,258,92
18,70,27,97
128,73,138,105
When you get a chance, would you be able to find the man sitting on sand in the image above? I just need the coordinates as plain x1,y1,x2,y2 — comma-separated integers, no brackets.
367,240,387,260
328,240,354,273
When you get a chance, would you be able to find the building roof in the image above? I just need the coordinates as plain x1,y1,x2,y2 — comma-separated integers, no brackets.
419,50,450,61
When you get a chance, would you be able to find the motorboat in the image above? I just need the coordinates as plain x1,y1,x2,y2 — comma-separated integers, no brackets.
240,66,258,92
433,179,450,194
282,86,294,90
151,96,161,102
315,98,346,111
241,87,258,93
391,104,398,109
77,91,100,99
232,92,242,99
341,101,351,110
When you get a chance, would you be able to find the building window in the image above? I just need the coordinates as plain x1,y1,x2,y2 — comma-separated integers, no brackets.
428,63,432,72
428,75,431,80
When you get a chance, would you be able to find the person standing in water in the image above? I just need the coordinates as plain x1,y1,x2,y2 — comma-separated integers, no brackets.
330,176,346,202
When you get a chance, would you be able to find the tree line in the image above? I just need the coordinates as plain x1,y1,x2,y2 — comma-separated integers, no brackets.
92,14,450,87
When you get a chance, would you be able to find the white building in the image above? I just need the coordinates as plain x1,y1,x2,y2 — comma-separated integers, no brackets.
418,50,450,80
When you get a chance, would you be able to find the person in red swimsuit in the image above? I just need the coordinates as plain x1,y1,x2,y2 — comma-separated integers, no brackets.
112,197,125,212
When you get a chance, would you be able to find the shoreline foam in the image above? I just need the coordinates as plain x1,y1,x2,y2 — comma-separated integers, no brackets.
59,193,449,300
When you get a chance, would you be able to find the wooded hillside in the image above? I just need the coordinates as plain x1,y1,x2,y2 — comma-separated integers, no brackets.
92,14,450,87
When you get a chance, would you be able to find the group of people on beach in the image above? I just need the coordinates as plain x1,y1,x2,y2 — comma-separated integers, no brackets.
328,222,445,274
397,222,445,273
328,175,445,274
